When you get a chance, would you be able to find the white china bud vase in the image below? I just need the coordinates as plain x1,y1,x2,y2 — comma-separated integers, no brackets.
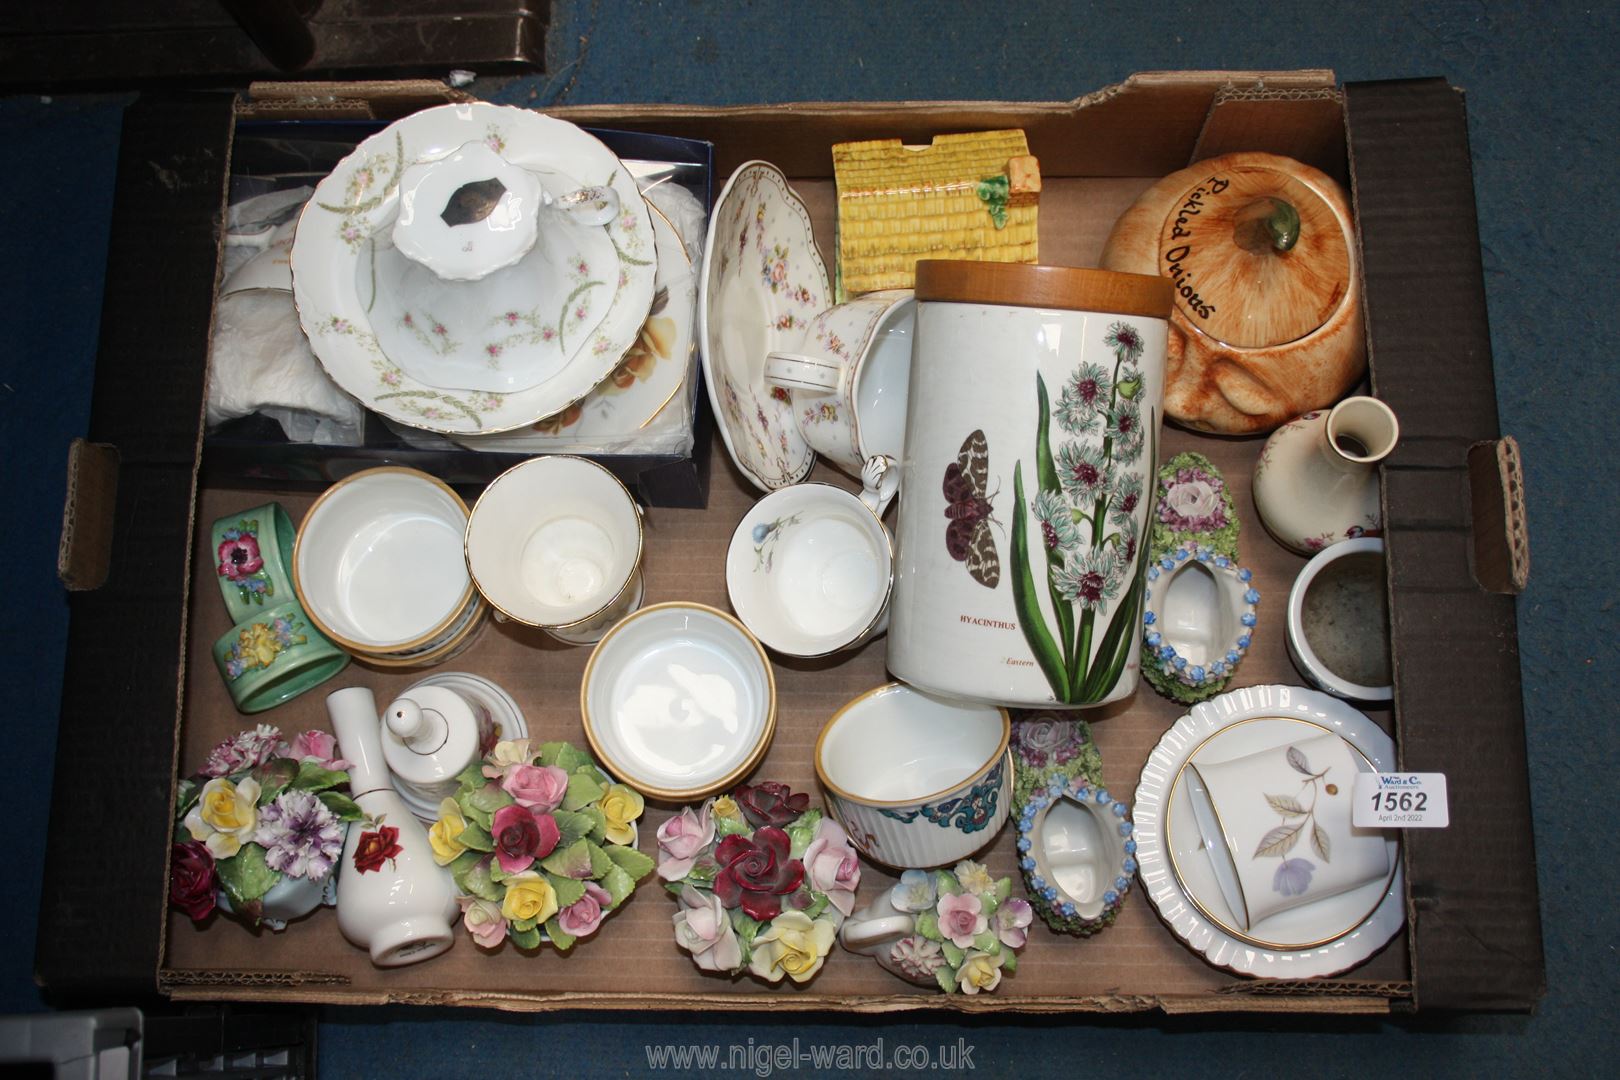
327,686,459,967
1252,396,1400,555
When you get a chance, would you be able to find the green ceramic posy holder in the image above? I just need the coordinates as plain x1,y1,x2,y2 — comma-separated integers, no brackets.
213,599,348,714
211,502,298,625
209,502,347,713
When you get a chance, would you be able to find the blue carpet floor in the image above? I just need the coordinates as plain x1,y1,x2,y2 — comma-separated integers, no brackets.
3,1,1616,1076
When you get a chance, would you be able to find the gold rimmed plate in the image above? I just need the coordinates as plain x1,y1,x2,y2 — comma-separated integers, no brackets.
1133,684,1406,979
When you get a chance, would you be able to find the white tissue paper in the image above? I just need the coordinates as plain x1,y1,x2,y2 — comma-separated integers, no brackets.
205,289,364,445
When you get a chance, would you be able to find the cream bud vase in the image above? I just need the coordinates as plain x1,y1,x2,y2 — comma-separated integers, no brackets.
1252,396,1400,555
327,686,459,967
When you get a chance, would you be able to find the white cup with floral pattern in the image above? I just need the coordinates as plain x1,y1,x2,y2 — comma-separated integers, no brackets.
763,289,915,476
725,461,898,659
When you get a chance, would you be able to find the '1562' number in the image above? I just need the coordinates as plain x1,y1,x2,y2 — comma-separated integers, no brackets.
1370,791,1428,813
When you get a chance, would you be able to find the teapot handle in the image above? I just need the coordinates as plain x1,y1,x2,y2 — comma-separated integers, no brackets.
839,912,915,956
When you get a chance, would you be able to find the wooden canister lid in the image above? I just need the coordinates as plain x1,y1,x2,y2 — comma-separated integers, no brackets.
914,260,1173,319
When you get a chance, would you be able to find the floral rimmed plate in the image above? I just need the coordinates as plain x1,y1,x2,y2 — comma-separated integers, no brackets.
453,201,695,448
291,103,657,434
1133,684,1404,978
700,161,829,491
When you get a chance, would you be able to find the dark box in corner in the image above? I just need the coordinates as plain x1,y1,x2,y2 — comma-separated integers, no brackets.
39,74,1543,1016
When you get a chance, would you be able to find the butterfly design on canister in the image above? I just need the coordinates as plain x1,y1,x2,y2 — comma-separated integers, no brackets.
943,429,1001,588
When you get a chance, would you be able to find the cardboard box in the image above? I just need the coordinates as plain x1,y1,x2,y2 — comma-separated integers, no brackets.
43,72,1543,1015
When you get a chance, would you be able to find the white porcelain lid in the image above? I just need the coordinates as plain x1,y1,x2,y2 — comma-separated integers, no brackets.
381,685,480,787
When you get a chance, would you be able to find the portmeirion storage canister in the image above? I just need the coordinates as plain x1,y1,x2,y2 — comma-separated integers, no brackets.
888,261,1174,708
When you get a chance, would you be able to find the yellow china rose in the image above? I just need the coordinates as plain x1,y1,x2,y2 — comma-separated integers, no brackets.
184,777,261,859
747,911,837,983
955,950,1005,994
429,798,469,865
711,795,743,824
487,739,533,770
599,784,645,846
500,871,558,925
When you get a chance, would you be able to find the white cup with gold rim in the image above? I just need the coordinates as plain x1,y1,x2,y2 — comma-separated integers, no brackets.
464,455,645,646
293,466,481,664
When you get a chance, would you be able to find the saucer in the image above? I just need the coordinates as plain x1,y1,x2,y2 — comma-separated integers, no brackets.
1133,684,1405,978
700,161,828,491
452,200,695,447
291,103,657,434
366,168,618,394
580,602,776,801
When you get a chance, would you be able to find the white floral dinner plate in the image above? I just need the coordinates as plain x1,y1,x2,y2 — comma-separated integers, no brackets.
1133,684,1405,978
700,161,828,491
291,103,656,434
453,200,695,447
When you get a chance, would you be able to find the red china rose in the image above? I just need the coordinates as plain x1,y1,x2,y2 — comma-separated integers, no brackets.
170,840,218,920
216,534,264,580
352,824,402,874
734,781,809,829
712,826,805,921
492,803,561,874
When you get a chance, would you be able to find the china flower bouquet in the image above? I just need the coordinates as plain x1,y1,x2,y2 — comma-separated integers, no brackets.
659,782,860,984
433,739,654,952
170,725,362,930
882,862,1032,994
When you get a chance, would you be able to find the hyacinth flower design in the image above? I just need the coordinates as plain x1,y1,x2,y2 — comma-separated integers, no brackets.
1009,322,1156,703
1255,745,1337,898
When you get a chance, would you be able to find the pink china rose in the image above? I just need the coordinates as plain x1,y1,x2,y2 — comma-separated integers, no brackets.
457,895,508,948
801,817,861,916
936,891,987,949
994,897,1034,949
656,802,715,881
501,764,569,812
672,884,743,974
557,882,614,939
288,730,351,773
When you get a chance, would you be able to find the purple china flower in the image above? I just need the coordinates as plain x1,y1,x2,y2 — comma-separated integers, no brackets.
254,789,344,881
203,724,288,778
1273,857,1316,897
